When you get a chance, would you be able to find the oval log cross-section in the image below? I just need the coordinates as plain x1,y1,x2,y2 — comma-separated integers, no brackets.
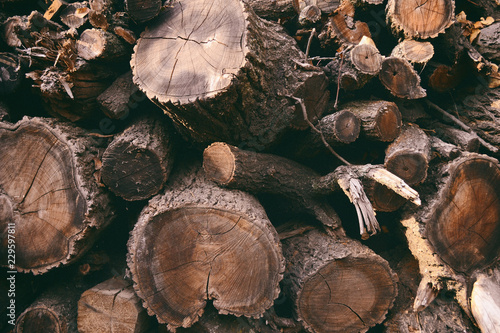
387,0,455,39
128,164,284,331
131,0,329,150
0,118,113,274
427,155,500,274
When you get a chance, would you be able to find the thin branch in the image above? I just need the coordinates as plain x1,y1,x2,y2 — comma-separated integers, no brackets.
305,28,316,61
334,51,344,110
292,96,352,165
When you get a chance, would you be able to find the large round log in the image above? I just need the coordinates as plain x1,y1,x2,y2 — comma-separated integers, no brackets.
282,229,398,333
0,117,114,274
127,162,284,331
131,0,329,150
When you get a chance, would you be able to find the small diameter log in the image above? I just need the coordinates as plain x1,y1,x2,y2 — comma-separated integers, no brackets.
60,2,90,30
15,284,82,333
386,0,455,39
433,123,481,152
338,100,402,142
294,0,341,15
369,124,431,212
101,113,175,201
0,52,23,96
77,29,128,62
125,0,162,23
391,40,434,65
246,0,296,20
0,117,114,274
96,71,141,119
127,163,284,331
78,277,152,333
89,0,114,29
131,0,329,150
379,57,426,99
471,266,500,333
401,153,500,316
282,229,398,333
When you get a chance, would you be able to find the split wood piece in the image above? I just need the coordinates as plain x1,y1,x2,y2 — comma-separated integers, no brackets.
339,100,402,142
15,283,83,332
433,123,481,152
131,0,329,150
60,2,90,30
76,28,128,62
203,142,420,238
324,37,382,91
246,0,296,21
379,57,426,99
319,1,371,47
125,0,162,23
386,0,455,39
127,163,284,331
0,117,114,274
476,22,500,63
293,0,341,15
471,266,500,333
368,124,431,212
391,40,434,65
113,26,137,45
44,0,65,20
26,59,118,121
401,153,500,315
96,71,141,119
282,229,398,333
78,277,152,333
101,113,175,201
0,52,23,96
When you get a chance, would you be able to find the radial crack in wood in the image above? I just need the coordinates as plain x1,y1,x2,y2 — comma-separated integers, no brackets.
379,57,426,99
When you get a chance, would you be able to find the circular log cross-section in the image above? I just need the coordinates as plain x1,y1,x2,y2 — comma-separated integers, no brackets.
131,0,329,150
379,57,426,100
282,230,398,333
128,165,284,331
386,0,455,39
426,155,500,275
0,118,113,274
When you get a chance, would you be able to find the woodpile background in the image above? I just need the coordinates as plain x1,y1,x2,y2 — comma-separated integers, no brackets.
1,0,500,332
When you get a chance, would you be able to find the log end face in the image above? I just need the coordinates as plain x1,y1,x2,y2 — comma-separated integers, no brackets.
16,308,62,333
77,29,105,60
203,143,236,185
379,57,426,100
385,152,428,185
375,102,402,142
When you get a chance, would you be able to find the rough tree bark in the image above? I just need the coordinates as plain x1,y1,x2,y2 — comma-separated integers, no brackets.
127,161,284,331
131,0,329,150
101,113,175,201
0,117,114,274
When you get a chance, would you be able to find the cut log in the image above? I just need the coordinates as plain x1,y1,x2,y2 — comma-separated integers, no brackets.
43,0,64,20
401,153,500,316
476,22,500,63
471,266,500,333
338,100,402,142
282,228,398,333
131,0,329,150
246,0,296,20
386,0,455,39
113,26,137,45
101,113,175,201
60,2,90,30
125,0,162,23
391,40,434,65
127,162,284,331
298,5,321,27
433,123,481,152
96,71,141,119
76,28,128,62
0,52,23,96
379,57,426,99
78,277,152,333
294,0,341,15
0,117,114,274
15,284,82,332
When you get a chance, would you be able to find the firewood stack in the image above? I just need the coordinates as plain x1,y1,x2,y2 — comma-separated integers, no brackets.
2,0,500,332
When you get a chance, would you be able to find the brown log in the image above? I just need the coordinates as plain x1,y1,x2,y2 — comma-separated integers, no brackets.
43,0,64,20
298,5,321,27
433,122,481,152
60,2,90,30
113,26,137,45
125,0,162,23
281,228,398,333
0,117,114,274
391,40,434,65
76,28,128,61
101,113,175,201
379,57,427,99
245,0,296,20
294,0,341,15
401,153,500,318
386,0,455,39
78,277,152,333
127,161,284,331
476,22,500,63
131,0,329,150
338,100,402,142
96,71,141,119
0,52,23,96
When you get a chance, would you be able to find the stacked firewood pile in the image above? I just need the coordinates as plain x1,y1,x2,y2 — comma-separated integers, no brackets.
2,0,500,332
